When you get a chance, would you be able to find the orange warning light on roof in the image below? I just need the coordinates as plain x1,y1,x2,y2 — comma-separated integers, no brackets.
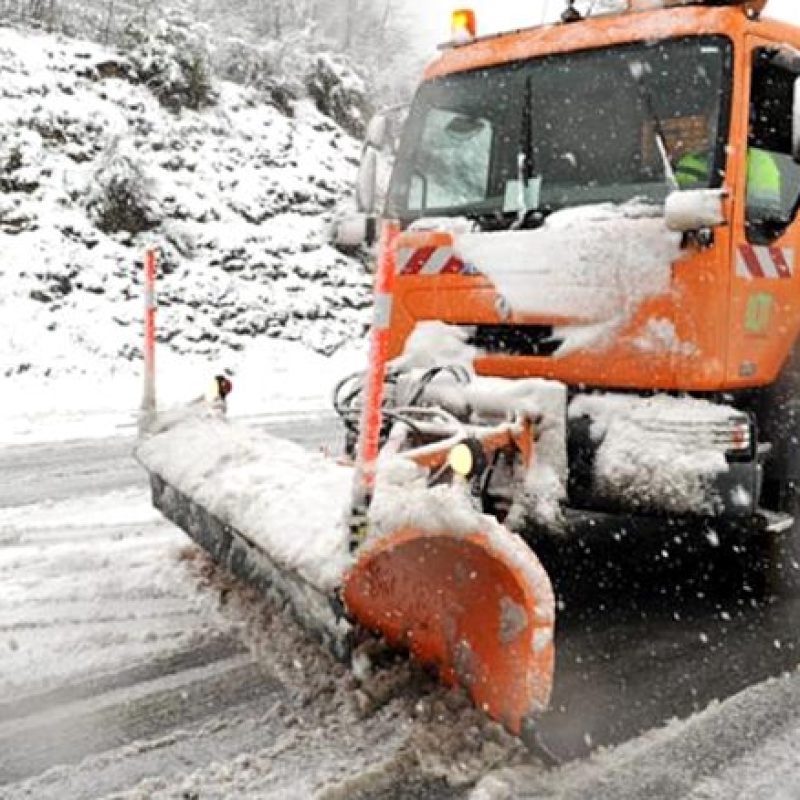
451,8,477,41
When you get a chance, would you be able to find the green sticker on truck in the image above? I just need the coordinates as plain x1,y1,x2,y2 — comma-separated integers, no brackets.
745,292,774,334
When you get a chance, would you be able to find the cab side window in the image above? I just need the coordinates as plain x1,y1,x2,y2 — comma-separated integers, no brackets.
408,109,494,212
747,48,800,244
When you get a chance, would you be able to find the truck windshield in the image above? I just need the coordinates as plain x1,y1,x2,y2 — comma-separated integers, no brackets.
386,36,732,225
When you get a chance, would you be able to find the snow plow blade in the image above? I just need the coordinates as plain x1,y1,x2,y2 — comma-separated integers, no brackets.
343,524,556,735
147,471,354,660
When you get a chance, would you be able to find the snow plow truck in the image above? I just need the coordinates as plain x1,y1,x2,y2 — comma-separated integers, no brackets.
138,0,800,745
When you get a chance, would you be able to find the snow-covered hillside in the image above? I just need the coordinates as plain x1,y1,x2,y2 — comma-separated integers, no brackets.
0,24,370,388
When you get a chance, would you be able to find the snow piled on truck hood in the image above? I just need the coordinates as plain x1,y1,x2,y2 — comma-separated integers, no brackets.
453,202,681,328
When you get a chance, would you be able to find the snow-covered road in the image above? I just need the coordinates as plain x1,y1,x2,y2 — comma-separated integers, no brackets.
3,420,800,798
0,434,283,793
0,421,522,799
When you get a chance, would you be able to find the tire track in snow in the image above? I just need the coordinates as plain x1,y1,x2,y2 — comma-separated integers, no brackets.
0,442,266,789
0,633,247,722
0,657,283,785
0,436,141,508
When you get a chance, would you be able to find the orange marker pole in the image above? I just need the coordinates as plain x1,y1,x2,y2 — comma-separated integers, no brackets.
349,222,399,551
139,248,157,434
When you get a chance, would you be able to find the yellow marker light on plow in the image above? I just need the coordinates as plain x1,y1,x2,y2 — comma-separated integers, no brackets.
447,439,487,480
448,442,475,478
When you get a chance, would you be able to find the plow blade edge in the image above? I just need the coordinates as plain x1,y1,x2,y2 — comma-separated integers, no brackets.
343,525,556,735
148,472,354,660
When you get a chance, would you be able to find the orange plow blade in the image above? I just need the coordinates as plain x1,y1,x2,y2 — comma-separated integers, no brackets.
342,525,555,735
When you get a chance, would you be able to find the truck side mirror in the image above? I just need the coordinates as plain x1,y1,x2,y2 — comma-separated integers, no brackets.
664,188,727,232
365,114,388,150
332,212,377,249
793,77,800,163
356,148,378,214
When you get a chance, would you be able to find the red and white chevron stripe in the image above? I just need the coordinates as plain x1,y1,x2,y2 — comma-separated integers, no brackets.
395,246,467,276
736,245,794,280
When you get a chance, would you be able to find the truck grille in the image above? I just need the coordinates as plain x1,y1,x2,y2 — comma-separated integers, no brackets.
466,325,562,357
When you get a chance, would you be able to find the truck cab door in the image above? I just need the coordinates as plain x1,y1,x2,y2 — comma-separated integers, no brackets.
727,39,800,388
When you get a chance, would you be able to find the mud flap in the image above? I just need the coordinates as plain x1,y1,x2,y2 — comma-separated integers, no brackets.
342,525,555,735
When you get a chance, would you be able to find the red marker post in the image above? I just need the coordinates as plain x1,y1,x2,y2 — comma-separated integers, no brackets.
349,222,399,551
139,248,158,434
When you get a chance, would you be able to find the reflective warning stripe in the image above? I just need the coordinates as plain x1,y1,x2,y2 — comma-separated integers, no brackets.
398,246,435,275
395,246,469,276
769,247,793,279
736,246,794,280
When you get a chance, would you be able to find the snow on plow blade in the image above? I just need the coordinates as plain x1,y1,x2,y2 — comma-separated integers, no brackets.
147,471,354,660
137,414,356,660
343,524,556,735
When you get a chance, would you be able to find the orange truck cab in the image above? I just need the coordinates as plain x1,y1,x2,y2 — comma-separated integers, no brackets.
340,0,800,543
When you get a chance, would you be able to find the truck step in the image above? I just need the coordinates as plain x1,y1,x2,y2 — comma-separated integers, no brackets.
759,509,795,535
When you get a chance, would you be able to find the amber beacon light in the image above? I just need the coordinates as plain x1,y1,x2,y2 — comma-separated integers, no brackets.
451,8,477,41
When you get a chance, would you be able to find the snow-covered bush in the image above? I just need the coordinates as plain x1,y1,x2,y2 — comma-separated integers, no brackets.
215,37,303,116
120,11,214,112
0,0,60,30
2,145,23,173
88,144,160,235
304,53,371,139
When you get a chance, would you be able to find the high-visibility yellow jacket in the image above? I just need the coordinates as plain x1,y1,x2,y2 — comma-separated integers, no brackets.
675,147,781,210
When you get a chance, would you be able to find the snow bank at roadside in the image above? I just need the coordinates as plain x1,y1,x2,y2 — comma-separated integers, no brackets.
0,337,366,446
471,666,800,800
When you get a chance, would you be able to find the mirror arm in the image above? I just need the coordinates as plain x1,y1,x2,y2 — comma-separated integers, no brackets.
365,215,378,247
793,77,800,163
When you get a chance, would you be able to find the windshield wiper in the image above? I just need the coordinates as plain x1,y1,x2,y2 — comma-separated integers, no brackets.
513,75,536,229
517,206,552,229
628,60,678,191
463,210,516,231
462,207,551,232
